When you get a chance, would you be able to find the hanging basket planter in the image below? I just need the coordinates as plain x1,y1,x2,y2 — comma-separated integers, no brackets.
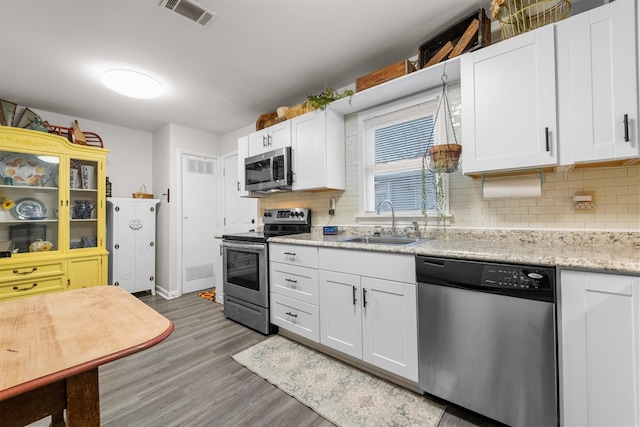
426,143,462,173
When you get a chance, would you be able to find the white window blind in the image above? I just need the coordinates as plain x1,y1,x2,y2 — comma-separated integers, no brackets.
361,96,446,215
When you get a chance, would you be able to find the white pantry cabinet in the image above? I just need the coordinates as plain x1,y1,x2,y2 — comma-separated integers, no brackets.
556,0,639,166
291,108,345,191
461,24,557,175
106,198,160,295
559,269,640,426
318,248,418,381
248,120,291,157
269,243,320,342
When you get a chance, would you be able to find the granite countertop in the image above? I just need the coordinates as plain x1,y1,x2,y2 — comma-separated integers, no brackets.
268,230,640,274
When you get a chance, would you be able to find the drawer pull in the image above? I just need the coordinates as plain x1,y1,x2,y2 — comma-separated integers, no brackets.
283,252,296,256
285,278,298,284
13,283,38,291
285,311,298,318
13,267,38,275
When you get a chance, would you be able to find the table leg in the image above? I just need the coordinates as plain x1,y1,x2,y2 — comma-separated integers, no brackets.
65,368,100,427
49,411,65,427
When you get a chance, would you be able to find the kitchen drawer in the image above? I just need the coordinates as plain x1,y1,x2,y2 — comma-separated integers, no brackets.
0,261,65,282
319,248,415,283
270,261,319,305
269,243,318,268
270,292,319,342
0,276,66,300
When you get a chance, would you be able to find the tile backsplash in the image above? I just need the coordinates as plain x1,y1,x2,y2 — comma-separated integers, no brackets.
260,84,639,232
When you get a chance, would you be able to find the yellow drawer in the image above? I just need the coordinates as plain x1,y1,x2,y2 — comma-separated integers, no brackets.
0,261,65,281
0,277,66,300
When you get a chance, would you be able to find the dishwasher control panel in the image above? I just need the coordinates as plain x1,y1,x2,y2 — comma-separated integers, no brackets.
481,266,552,290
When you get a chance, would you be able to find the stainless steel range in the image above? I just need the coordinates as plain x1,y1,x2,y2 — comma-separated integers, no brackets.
222,208,311,334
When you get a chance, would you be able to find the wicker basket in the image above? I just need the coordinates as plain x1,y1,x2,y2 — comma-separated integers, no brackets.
132,185,154,199
284,102,315,120
494,0,571,40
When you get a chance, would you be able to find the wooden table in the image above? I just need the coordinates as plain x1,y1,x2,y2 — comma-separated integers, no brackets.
0,286,174,426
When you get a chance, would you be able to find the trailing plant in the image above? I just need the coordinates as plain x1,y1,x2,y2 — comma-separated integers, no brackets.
307,87,354,110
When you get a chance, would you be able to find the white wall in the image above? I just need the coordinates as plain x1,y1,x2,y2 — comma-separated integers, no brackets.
221,123,254,155
32,109,153,198
153,123,221,298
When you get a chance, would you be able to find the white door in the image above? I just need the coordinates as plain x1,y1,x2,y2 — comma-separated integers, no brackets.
361,277,418,381
182,154,218,294
461,25,557,174
215,154,258,303
319,270,362,359
224,153,258,234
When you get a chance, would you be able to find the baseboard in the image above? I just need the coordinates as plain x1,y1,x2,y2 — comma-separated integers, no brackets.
155,286,180,300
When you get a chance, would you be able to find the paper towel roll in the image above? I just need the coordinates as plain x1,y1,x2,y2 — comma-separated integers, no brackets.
482,175,542,199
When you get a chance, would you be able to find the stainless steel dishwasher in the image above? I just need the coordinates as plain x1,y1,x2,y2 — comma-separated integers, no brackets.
416,256,557,427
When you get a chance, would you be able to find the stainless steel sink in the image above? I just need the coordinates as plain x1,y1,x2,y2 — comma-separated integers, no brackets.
340,235,432,246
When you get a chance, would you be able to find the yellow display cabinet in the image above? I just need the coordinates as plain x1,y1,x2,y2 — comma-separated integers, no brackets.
0,127,109,300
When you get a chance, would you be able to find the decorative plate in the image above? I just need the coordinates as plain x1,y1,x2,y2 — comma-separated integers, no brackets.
0,153,52,186
10,197,47,220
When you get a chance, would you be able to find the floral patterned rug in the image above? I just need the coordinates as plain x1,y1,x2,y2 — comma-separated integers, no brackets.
232,335,445,427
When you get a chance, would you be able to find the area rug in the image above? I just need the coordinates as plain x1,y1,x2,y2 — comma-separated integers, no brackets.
197,288,216,301
232,335,445,427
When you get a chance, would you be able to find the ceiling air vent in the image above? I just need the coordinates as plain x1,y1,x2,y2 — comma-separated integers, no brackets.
160,0,218,26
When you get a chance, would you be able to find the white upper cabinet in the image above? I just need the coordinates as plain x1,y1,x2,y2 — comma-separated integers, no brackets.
556,0,639,165
248,120,291,157
461,25,558,175
291,109,345,191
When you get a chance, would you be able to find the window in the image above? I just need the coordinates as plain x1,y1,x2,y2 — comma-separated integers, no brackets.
359,92,447,217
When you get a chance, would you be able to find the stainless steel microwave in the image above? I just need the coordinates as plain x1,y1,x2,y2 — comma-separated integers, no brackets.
245,146,292,192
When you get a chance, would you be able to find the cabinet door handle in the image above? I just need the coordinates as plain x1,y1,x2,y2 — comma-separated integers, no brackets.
13,267,37,275
285,278,297,284
285,311,298,318
363,288,368,308
284,252,296,256
237,181,240,191
263,135,267,148
268,134,272,147
623,114,629,142
545,127,550,152
13,283,38,291
352,286,357,305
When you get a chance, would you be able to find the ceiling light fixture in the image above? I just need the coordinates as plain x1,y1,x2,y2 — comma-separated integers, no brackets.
102,69,164,99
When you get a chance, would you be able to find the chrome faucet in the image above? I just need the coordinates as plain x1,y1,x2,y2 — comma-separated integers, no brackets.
412,220,421,238
376,199,396,235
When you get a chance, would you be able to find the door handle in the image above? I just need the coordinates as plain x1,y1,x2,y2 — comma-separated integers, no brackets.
545,127,550,152
623,114,629,142
352,286,357,305
363,288,368,308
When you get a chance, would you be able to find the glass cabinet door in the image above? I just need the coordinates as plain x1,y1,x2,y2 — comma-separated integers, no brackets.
0,150,60,254
68,157,99,251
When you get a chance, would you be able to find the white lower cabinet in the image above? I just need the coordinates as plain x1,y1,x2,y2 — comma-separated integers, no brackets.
319,248,418,382
560,269,640,426
269,243,320,342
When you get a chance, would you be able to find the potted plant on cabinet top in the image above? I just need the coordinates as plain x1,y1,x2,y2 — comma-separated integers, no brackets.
306,86,354,110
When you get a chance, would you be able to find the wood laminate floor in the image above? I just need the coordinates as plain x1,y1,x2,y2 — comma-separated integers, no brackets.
30,291,498,427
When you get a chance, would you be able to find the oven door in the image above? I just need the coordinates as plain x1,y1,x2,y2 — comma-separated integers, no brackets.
222,240,268,307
